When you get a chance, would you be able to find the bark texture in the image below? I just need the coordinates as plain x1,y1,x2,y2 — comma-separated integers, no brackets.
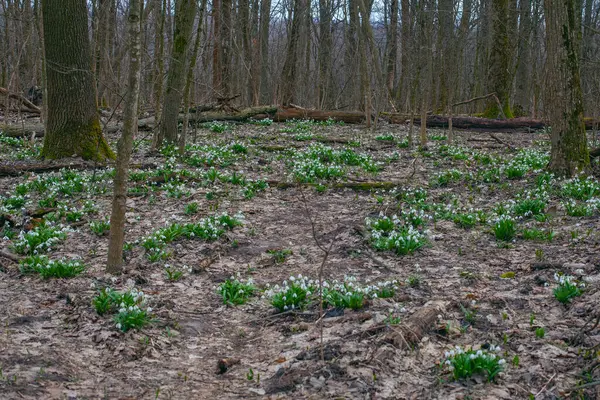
41,0,113,161
159,0,197,145
544,0,589,176
107,0,143,273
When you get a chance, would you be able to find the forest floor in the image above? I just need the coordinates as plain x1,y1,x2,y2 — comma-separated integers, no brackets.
1,119,600,399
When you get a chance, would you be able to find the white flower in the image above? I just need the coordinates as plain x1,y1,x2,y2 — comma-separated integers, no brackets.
116,323,122,329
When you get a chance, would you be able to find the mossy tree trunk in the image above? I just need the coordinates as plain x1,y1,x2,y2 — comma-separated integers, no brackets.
544,0,589,176
41,0,114,161
280,0,305,105
106,0,143,274
484,0,514,119
159,0,197,145
150,0,166,150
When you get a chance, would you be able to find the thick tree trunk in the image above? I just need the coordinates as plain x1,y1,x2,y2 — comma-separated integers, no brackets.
106,0,143,274
150,0,165,150
179,0,207,152
280,0,305,105
41,0,113,161
318,0,334,108
386,0,398,96
258,0,271,104
514,0,532,115
544,0,589,176
159,0,196,145
484,0,514,118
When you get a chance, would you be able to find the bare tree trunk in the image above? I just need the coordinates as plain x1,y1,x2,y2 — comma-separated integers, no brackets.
318,0,334,108
280,0,305,105
258,0,271,104
514,0,532,115
544,0,589,176
386,0,398,97
484,0,513,118
396,0,411,111
106,0,143,274
150,0,166,150
179,0,207,152
41,0,113,161
158,0,197,145
345,0,360,109
220,0,232,98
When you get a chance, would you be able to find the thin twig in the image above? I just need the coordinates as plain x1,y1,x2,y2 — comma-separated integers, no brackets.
535,372,557,398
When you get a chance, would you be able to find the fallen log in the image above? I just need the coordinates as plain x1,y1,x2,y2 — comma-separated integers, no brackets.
1,123,120,138
270,107,365,123
383,113,600,131
0,87,41,114
381,300,450,348
0,161,158,177
137,105,279,130
266,180,403,191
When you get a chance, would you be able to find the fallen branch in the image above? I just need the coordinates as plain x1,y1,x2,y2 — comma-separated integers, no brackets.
380,300,450,348
1,122,120,138
0,249,21,263
266,180,403,191
0,87,41,114
0,161,158,177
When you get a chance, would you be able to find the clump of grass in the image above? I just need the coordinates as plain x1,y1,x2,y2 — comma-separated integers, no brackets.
553,273,583,304
184,202,199,215
441,345,505,382
522,227,555,241
114,306,151,332
322,277,398,310
432,169,463,187
493,214,516,242
19,255,85,278
12,223,69,255
250,117,273,126
267,248,293,264
265,275,316,312
561,175,600,200
218,276,256,305
93,287,153,332
89,219,110,236
366,214,427,255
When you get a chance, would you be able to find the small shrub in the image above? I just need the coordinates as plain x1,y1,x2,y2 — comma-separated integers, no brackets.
12,223,69,255
513,198,546,218
267,248,293,264
114,306,151,332
266,275,315,312
89,219,110,236
493,215,516,241
185,202,199,215
218,277,256,305
553,273,583,304
535,327,545,339
19,255,85,279
367,215,427,255
522,228,555,241
93,287,147,316
441,345,505,382
453,213,477,229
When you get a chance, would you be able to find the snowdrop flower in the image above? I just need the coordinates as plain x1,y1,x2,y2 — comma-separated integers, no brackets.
116,323,122,329
147,307,153,313
498,359,506,365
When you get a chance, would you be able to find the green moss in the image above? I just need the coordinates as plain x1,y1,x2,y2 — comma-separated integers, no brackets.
42,117,115,162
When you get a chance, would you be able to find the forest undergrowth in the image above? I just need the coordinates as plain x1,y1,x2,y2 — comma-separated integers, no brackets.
1,120,600,399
